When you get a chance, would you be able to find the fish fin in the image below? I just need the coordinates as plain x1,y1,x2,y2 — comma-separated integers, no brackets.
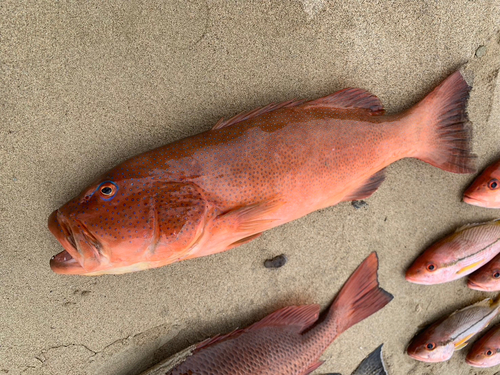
457,260,485,275
352,344,388,375
302,88,385,115
455,219,500,233
226,233,263,250
212,99,306,130
343,169,386,201
329,252,393,334
194,328,244,351
221,199,284,233
298,360,324,375
194,305,320,352
455,333,475,350
247,304,321,333
409,70,476,174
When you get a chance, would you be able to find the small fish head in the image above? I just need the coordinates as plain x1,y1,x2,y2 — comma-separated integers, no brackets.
468,265,500,291
463,161,500,208
466,345,500,368
405,244,460,285
49,174,161,275
406,333,454,362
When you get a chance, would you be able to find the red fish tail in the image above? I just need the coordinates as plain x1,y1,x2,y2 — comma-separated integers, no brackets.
407,70,476,174
328,252,393,335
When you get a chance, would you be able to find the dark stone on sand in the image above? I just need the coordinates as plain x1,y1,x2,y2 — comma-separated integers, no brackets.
264,254,287,268
352,200,368,209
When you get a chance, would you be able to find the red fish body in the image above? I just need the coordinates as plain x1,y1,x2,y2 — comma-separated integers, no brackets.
406,220,500,285
49,71,475,275
141,253,392,375
407,298,500,363
464,159,500,208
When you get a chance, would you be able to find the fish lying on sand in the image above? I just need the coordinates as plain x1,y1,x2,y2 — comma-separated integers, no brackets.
405,220,500,285
464,158,500,208
468,252,500,291
328,344,388,375
49,71,475,275
407,298,500,363
140,253,392,375
466,324,500,368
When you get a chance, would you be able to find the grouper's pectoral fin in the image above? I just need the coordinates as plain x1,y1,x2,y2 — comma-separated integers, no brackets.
222,199,284,233
342,168,386,202
191,199,283,258
226,233,263,250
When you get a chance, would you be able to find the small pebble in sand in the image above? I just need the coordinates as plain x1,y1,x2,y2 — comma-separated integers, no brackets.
475,45,486,58
264,254,287,269
352,200,368,209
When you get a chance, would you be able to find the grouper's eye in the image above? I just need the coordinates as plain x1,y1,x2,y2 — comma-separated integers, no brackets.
98,181,118,200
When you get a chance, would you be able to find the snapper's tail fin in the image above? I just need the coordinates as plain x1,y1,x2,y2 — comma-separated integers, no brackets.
329,253,393,336
407,70,476,174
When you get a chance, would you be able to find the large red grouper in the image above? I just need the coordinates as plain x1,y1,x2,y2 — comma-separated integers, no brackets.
140,253,392,375
49,71,475,275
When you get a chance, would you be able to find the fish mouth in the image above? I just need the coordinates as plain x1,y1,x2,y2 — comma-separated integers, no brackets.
48,210,101,275
467,279,489,291
405,272,431,285
463,195,485,207
465,357,489,368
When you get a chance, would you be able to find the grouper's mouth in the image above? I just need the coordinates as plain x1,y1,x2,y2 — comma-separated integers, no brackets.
48,210,100,275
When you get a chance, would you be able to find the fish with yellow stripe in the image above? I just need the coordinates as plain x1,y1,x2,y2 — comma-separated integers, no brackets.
405,219,500,285
407,297,500,362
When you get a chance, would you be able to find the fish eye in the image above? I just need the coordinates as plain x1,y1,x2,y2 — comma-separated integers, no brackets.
101,186,113,195
488,179,499,190
494,271,500,279
426,263,437,272
98,181,118,200
426,342,436,350
487,350,493,356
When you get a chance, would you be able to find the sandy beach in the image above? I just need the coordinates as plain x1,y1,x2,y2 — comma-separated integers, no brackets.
2,1,500,374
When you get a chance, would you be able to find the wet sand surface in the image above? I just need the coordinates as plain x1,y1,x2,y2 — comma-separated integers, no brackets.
2,1,500,374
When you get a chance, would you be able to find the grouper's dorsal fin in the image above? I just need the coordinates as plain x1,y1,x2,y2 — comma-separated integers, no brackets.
302,87,385,115
212,99,305,130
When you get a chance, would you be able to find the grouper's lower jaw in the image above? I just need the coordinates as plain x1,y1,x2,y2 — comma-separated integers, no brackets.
50,250,88,275
50,252,157,275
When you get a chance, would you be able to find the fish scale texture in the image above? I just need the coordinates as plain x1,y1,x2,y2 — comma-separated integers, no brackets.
165,326,321,375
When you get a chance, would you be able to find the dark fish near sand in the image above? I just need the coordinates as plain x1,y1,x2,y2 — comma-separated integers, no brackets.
328,344,388,375
406,220,500,285
48,71,474,275
464,158,500,208
466,324,500,368
407,298,500,363
140,253,392,375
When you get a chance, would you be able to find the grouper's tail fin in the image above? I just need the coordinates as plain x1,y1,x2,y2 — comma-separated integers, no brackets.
330,252,393,335
409,70,476,174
